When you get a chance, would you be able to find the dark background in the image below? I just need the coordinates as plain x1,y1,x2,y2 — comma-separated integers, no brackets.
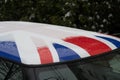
0,0,120,35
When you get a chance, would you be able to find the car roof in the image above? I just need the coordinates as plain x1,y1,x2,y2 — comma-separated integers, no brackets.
0,21,120,66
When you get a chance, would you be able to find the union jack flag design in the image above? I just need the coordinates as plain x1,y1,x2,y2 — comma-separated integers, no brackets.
0,22,120,65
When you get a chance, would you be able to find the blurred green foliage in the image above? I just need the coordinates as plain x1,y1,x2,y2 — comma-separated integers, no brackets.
0,0,120,34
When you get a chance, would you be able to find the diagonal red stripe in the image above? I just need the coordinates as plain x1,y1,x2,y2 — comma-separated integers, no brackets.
37,47,53,64
64,36,112,56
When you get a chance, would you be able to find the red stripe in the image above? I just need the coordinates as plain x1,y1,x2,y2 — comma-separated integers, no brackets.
37,47,53,64
64,36,112,56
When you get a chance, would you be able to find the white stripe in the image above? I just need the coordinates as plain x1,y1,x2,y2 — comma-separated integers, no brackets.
29,33,60,62
92,32,120,42
91,32,120,48
54,40,90,58
95,37,117,50
13,31,41,64
45,41,60,62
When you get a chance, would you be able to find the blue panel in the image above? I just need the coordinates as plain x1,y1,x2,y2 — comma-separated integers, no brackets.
96,36,120,48
53,43,80,62
0,41,21,63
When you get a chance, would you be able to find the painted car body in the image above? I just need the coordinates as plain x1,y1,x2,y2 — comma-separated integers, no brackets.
0,21,120,66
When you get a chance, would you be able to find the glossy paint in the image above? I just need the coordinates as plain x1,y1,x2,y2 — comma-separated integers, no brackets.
0,21,120,65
